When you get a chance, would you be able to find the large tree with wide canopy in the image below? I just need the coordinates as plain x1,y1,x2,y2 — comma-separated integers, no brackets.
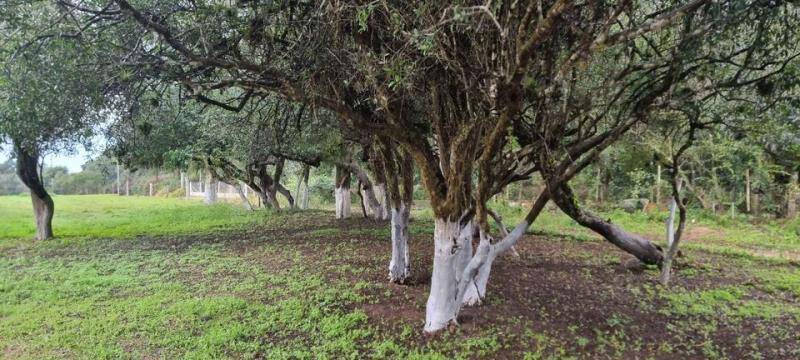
50,0,800,332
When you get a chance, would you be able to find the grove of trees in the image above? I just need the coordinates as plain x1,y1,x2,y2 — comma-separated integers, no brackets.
1,0,798,333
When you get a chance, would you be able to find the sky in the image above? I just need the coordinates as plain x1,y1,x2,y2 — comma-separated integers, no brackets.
1,144,99,173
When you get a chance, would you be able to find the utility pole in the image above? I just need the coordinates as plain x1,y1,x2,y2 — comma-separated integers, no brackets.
745,168,751,213
656,164,661,205
116,162,121,195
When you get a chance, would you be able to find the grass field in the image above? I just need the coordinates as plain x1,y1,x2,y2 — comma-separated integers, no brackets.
2,195,799,359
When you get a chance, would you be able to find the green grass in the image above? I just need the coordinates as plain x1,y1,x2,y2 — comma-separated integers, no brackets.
2,195,800,359
0,194,265,247
480,198,800,262
0,242,374,359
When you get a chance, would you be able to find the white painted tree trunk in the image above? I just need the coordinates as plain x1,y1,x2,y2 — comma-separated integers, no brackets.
461,222,529,306
424,219,474,333
666,195,678,248
425,219,464,332
661,180,683,285
388,203,411,283
300,182,309,209
204,176,218,204
335,186,351,219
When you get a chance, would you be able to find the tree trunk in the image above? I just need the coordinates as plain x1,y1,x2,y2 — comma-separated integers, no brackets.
335,165,351,219
274,182,295,208
424,218,474,333
374,183,390,220
300,165,310,209
31,192,55,240
204,171,218,204
424,194,547,333
357,180,369,218
786,172,798,219
656,164,662,205
335,186,351,219
298,166,311,210
660,180,686,286
116,163,121,195
257,189,280,209
236,182,253,211
388,202,411,283
461,193,549,306
552,184,663,265
14,143,54,240
745,168,751,213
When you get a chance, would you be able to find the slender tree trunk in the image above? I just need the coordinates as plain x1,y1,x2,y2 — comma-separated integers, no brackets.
388,202,411,283
745,168,751,213
335,165,351,219
357,180,369,218
236,182,253,211
656,164,662,205
379,143,416,284
660,180,686,286
300,165,310,209
461,193,549,306
204,171,217,204
786,172,798,219
424,193,548,333
14,143,54,240
116,163,121,195
274,182,295,208
257,189,279,209
596,166,602,203
666,185,678,250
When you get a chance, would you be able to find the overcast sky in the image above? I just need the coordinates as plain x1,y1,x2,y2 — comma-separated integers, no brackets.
1,144,99,173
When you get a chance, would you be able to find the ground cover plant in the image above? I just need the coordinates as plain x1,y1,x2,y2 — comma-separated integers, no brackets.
2,196,799,359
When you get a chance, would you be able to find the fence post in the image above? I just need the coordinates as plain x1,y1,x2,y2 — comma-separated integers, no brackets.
149,183,153,197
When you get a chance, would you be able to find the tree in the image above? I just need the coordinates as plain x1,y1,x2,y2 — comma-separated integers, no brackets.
0,3,107,239
61,0,800,333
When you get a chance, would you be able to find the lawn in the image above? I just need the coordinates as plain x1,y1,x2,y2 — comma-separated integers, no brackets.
1,195,799,359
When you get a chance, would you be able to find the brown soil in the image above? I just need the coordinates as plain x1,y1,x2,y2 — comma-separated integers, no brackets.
28,213,798,359
268,216,800,359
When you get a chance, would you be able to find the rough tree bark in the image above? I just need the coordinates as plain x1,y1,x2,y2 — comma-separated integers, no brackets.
552,184,664,265
14,143,54,240
367,147,391,220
